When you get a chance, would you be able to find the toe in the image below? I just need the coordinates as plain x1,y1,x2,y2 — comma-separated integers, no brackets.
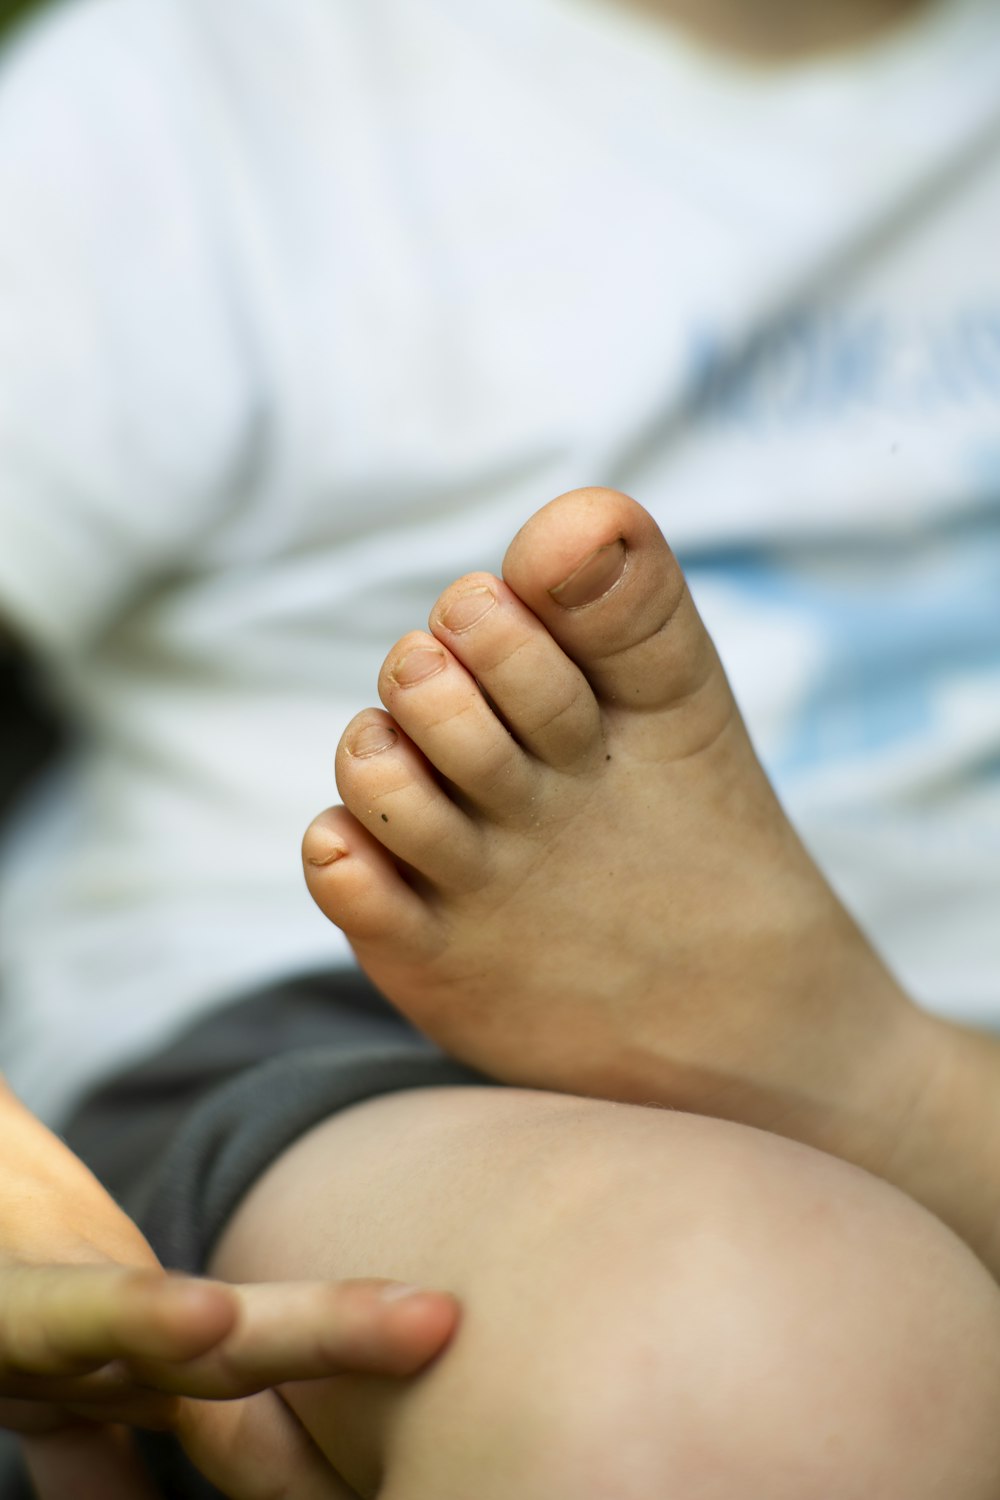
335,710,483,890
302,805,436,949
377,632,540,814
501,488,731,739
429,572,601,769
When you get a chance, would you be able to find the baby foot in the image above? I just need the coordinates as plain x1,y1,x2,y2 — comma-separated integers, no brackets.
303,488,935,1164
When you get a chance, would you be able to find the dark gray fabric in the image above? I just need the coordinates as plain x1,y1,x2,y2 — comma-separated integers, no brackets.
1,970,501,1497
0,1440,28,1500
63,970,497,1269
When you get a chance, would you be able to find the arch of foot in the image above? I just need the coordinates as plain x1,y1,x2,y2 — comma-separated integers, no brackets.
376,1102,1000,1500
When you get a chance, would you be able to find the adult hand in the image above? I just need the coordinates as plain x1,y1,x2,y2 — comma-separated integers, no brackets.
0,1079,459,1498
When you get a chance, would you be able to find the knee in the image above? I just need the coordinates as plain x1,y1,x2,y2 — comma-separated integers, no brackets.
381,1105,1000,1500
520,1106,1000,1499
269,1093,1000,1499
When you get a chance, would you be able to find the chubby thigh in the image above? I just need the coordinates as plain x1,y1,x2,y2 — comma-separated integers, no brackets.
209,1085,1000,1500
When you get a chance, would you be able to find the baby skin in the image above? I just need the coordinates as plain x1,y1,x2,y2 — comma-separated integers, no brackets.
303,486,1000,1276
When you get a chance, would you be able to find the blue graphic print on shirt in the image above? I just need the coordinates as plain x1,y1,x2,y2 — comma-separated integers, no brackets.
685,511,1000,785
687,307,1000,427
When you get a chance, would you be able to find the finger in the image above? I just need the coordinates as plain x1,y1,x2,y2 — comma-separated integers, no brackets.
125,1278,460,1399
0,1369,181,1430
0,1396,83,1435
0,1266,238,1376
178,1391,359,1500
20,1422,162,1500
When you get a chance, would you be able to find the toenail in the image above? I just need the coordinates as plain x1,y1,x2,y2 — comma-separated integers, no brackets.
436,585,496,634
390,646,447,686
305,833,349,867
549,537,627,609
348,722,399,757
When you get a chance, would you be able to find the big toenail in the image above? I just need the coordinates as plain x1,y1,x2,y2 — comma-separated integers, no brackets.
549,538,627,608
349,723,399,757
391,646,447,685
437,586,496,633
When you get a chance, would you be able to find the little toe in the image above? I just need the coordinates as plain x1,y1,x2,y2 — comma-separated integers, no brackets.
335,709,483,891
377,632,540,814
302,805,437,950
501,488,732,743
429,572,601,769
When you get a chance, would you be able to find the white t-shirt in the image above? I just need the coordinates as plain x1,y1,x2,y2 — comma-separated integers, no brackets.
1,0,999,1124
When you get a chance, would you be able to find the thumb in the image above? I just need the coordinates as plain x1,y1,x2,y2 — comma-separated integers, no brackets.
20,1423,162,1500
175,1390,357,1500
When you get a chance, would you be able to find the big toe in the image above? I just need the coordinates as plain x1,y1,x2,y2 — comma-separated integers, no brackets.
502,487,726,724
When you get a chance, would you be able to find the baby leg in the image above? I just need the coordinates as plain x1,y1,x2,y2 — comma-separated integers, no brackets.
211,1085,1000,1500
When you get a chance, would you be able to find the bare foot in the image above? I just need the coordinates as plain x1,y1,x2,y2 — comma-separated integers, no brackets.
303,487,939,1171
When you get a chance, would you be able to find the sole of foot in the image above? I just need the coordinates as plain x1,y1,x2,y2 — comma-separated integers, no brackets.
303,486,938,1173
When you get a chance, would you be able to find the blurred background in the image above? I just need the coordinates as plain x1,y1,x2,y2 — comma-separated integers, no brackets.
0,0,42,47
0,0,62,823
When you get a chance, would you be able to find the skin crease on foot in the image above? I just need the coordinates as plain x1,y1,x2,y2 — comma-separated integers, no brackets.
302,487,943,1179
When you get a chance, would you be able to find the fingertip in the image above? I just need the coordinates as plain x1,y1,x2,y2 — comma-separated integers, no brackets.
349,1278,460,1315
366,1284,462,1375
382,1286,462,1339
375,1280,452,1304
145,1276,240,1357
159,1273,239,1314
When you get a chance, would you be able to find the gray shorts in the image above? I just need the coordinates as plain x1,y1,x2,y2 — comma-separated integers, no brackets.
1,969,503,1498
64,968,500,1274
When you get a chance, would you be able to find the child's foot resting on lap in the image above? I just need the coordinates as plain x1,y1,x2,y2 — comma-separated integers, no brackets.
303,486,940,1176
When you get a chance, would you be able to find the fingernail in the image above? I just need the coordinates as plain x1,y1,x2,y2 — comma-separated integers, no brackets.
549,538,627,608
379,1282,432,1302
390,646,447,686
348,722,398,758
437,585,496,634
